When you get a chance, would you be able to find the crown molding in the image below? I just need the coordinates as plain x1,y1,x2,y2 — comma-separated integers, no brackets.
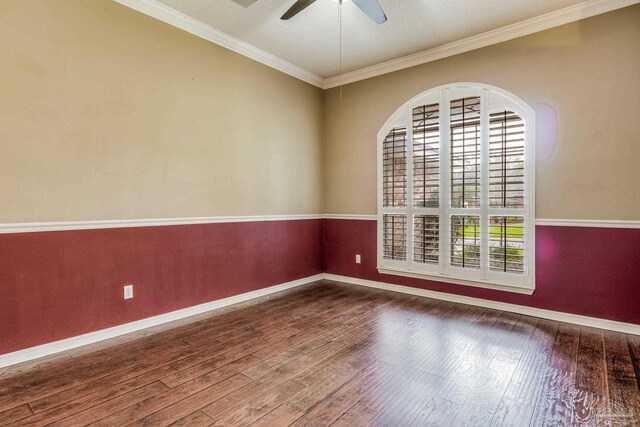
111,0,324,88
322,0,640,88
113,0,638,90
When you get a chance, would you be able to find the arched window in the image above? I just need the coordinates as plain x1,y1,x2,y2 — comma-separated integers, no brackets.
377,83,535,292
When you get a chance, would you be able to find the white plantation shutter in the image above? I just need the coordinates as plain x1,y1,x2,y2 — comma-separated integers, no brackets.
450,215,481,269
489,216,524,273
383,214,407,261
378,84,534,290
413,215,439,264
489,111,525,209
411,102,441,271
412,103,440,208
381,126,408,262
450,97,481,209
488,110,526,275
382,126,407,208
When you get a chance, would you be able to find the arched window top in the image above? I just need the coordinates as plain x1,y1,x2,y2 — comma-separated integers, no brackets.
379,83,534,142
377,82,535,293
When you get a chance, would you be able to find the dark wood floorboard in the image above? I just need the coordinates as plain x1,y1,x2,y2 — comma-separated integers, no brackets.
1,280,639,426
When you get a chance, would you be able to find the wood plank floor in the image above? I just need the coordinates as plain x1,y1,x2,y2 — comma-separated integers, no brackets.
1,281,639,426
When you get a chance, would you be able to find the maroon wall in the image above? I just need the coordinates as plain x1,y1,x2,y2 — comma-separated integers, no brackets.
0,220,323,355
323,219,640,325
2,217,638,357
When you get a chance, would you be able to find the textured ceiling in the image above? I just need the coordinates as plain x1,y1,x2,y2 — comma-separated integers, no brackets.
155,0,588,78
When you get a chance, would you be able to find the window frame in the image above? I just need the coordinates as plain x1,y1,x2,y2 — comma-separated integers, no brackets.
377,83,536,294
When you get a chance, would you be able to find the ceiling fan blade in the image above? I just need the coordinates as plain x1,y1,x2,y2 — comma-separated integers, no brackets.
281,0,317,20
229,0,258,7
352,0,387,24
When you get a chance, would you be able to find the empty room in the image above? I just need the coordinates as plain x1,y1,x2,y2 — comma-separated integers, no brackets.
1,0,639,425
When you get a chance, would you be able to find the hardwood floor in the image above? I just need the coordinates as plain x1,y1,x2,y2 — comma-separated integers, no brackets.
1,280,639,426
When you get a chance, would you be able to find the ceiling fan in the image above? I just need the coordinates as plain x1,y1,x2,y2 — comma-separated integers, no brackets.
282,0,386,23
230,0,387,24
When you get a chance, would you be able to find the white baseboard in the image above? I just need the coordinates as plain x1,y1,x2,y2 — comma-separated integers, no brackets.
3,271,638,369
323,274,640,336
0,274,323,369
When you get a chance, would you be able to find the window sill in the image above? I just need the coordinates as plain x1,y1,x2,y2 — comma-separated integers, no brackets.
377,266,535,295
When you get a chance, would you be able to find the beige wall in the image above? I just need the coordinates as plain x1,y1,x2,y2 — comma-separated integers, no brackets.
323,5,640,220
1,2,638,223
0,0,324,222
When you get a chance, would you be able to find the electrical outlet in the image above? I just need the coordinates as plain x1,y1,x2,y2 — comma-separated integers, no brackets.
355,254,361,264
124,284,134,300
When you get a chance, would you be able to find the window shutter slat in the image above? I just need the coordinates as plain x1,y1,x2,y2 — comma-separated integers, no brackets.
450,97,482,209
382,127,407,208
489,111,525,208
383,214,407,261
412,103,440,208
489,216,525,273
450,215,481,269
413,215,439,264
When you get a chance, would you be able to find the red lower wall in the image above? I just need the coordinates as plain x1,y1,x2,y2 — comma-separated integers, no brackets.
323,219,640,325
0,220,323,355
2,217,638,357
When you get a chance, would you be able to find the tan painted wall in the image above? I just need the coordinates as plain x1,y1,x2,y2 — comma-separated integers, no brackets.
1,2,638,223
0,0,323,222
323,6,640,220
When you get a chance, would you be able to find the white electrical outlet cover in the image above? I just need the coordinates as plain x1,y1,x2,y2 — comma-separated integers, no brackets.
356,254,361,264
124,285,134,299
